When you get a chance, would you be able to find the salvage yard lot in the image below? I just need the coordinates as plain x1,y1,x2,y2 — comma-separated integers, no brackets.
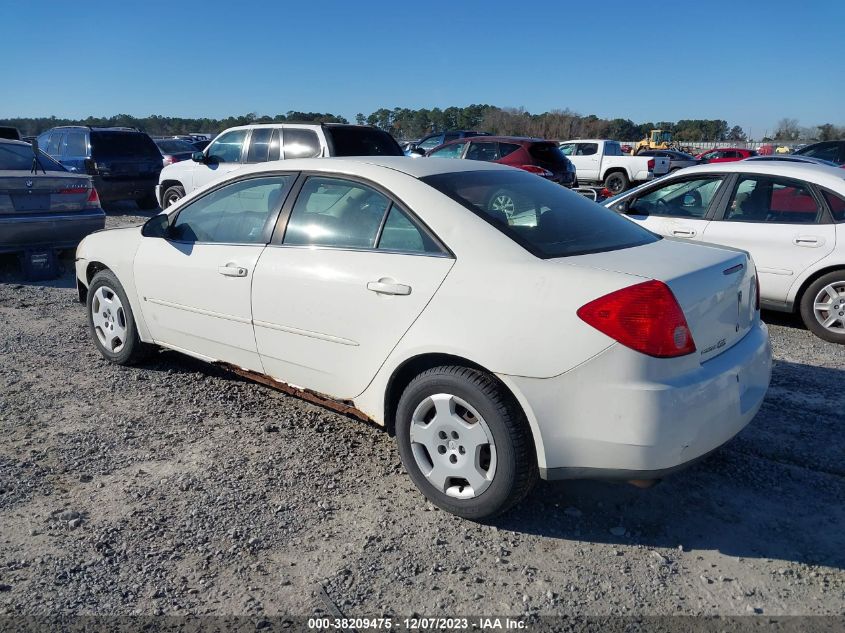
0,210,843,618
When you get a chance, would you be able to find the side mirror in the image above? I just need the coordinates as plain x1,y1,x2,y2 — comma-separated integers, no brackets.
142,213,170,238
191,151,206,163
409,147,426,157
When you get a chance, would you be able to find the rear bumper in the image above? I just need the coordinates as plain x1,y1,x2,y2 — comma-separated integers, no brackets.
0,210,106,254
553,171,578,188
498,321,772,478
94,176,158,202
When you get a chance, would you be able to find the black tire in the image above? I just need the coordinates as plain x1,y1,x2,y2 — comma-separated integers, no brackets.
395,366,538,520
87,270,154,365
799,270,845,344
603,171,630,195
486,188,520,222
162,185,185,208
137,193,159,210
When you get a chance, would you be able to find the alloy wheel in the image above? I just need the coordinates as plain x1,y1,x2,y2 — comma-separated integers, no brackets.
812,281,845,333
91,286,128,353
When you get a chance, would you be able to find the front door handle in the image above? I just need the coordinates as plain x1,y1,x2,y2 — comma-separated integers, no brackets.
218,264,248,278
367,278,411,296
672,229,696,238
793,236,822,247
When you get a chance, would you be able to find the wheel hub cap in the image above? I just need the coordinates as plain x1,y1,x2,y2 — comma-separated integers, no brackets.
91,286,128,353
812,282,845,333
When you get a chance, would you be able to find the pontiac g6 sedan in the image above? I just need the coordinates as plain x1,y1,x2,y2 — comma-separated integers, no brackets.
75,157,772,519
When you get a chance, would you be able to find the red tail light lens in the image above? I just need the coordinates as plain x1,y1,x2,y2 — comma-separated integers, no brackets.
86,187,101,208
754,271,760,311
519,164,553,178
163,156,174,166
647,159,655,171
577,280,696,358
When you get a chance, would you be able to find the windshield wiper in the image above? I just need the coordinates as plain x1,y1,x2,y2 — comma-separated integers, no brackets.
30,138,46,175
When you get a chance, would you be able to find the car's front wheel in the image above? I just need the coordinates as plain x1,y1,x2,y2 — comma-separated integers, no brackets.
87,270,154,365
162,185,185,208
800,270,845,343
395,366,537,520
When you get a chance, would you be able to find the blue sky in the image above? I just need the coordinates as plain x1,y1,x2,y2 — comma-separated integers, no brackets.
4,0,843,137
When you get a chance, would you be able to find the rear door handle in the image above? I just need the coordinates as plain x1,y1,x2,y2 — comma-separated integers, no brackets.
793,236,822,247
672,229,696,238
218,264,248,277
367,279,411,295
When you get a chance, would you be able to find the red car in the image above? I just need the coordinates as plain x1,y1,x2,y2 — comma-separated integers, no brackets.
426,136,577,187
695,147,757,163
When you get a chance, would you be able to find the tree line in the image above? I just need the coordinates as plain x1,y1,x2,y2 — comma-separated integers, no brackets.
2,107,841,143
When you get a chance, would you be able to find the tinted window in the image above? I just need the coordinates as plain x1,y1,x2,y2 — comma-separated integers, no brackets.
627,177,724,218
417,135,444,151
246,128,274,163
465,142,499,162
206,129,248,163
378,205,442,254
604,142,623,157
528,143,567,164
443,132,460,143
171,176,293,243
724,176,820,224
156,139,195,153
63,131,86,156
499,143,521,158
422,170,659,258
284,177,391,248
90,132,160,158
328,127,403,156
429,142,466,159
799,143,841,163
0,142,65,171
575,143,598,156
823,190,845,222
47,132,63,156
283,128,321,159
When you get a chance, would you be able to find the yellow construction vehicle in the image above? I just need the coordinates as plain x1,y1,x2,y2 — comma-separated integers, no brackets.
631,129,674,154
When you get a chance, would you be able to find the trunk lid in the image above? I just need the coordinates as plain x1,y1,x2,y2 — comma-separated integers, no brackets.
562,237,757,361
0,171,94,214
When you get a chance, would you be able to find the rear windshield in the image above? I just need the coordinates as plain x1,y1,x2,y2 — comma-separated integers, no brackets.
421,170,658,258
91,131,160,158
155,139,195,153
327,127,403,157
0,142,66,171
528,143,568,164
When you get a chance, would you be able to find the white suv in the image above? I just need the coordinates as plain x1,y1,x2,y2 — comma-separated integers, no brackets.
156,123,403,207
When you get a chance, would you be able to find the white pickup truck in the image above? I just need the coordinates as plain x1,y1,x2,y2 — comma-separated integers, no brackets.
559,139,669,194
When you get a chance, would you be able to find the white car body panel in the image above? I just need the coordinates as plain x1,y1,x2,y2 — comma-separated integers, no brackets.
77,157,772,476
559,139,669,185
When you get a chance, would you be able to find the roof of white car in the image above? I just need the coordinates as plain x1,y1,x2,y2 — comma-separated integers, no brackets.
234,156,511,179
674,161,845,190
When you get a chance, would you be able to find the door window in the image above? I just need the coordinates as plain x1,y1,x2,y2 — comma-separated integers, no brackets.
822,190,845,222
627,177,724,218
377,205,443,254
47,132,63,156
800,143,840,163
428,142,466,159
246,128,274,163
724,176,820,224
170,176,293,243
417,135,444,151
283,128,321,159
63,131,86,156
499,143,521,158
465,142,500,162
283,177,391,249
206,129,248,163
575,143,598,156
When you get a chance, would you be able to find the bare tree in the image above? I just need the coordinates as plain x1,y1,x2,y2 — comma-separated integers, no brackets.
775,118,800,141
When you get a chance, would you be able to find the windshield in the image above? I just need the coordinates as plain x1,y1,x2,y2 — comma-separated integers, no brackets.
422,170,659,258
528,143,568,164
0,142,66,171
327,127,403,156
91,131,160,158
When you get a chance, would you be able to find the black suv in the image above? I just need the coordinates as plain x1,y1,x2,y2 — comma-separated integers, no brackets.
36,126,162,208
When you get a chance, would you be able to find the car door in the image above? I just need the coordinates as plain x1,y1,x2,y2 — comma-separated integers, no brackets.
251,174,454,399
612,173,727,240
701,173,836,304
133,173,296,370
567,142,600,181
191,128,249,192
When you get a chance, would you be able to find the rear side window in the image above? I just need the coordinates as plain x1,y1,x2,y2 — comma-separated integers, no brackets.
63,131,87,156
283,128,321,159
465,142,499,162
823,190,845,222
246,128,274,163
724,175,820,224
529,143,568,163
422,170,658,258
378,205,442,254
91,132,160,158
499,143,521,158
604,143,623,157
328,127,403,156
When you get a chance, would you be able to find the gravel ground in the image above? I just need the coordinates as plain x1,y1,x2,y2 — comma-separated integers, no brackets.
0,207,843,620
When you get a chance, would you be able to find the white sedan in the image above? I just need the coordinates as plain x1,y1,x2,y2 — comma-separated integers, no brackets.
603,161,845,343
75,157,772,519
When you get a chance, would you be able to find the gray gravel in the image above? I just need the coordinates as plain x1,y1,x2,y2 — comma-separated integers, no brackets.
0,208,843,618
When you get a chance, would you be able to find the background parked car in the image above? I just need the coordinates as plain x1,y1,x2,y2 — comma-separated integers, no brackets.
157,123,404,207
427,136,577,189
405,130,490,156
154,138,197,166
604,161,845,343
559,139,669,194
0,139,104,262
191,139,211,151
793,140,845,166
0,126,22,141
637,149,700,172
744,155,839,168
37,126,162,209
695,148,757,163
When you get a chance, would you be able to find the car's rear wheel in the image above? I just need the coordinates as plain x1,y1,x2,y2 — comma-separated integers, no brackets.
603,171,630,195
800,271,845,344
395,366,537,520
87,270,154,365
162,185,185,208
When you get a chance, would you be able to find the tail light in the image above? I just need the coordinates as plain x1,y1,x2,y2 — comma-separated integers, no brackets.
86,187,101,208
519,165,554,178
577,280,696,358
754,271,760,311
599,187,613,199
647,159,655,171
162,156,174,166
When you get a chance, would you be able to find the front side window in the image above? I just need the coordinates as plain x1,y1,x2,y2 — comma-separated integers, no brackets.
422,170,658,258
377,205,442,254
246,128,274,163
429,142,466,159
465,142,500,162
559,143,575,156
283,128,321,159
417,135,444,151
283,177,390,249
206,129,248,163
724,175,820,224
170,176,293,243
627,177,724,218
575,143,598,156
